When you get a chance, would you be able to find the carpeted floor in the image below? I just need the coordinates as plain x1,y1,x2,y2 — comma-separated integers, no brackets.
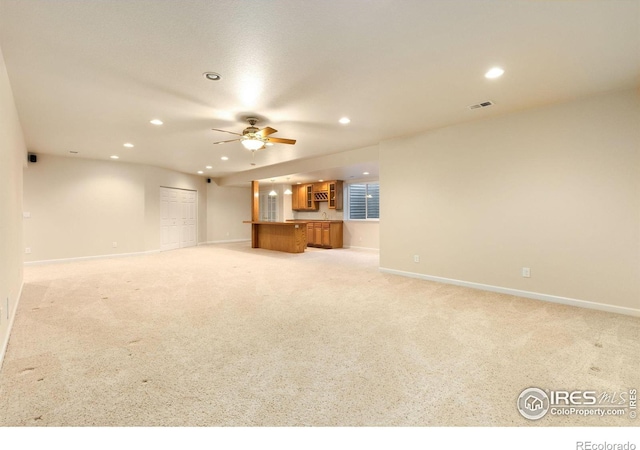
0,243,638,426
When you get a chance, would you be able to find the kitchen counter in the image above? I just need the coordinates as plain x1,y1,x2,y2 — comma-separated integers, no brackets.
285,219,344,223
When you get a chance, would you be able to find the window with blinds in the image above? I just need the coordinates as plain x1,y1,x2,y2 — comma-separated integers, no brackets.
348,183,379,220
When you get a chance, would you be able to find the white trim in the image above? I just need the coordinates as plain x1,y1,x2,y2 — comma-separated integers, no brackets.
201,239,251,245
344,245,380,252
379,267,639,317
24,250,160,266
0,281,24,370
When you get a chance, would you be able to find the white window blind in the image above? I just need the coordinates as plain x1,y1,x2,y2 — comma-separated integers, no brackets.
348,183,379,220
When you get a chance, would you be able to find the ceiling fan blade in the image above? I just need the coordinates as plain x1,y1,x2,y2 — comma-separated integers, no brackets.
257,126,277,137
266,137,296,145
212,128,243,136
213,138,241,145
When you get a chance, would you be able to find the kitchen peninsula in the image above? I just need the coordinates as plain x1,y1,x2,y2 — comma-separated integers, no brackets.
243,220,344,253
243,220,308,253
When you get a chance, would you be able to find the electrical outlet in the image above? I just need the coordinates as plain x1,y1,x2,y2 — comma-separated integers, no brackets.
25,247,31,254
112,242,118,248
414,255,420,263
522,267,531,278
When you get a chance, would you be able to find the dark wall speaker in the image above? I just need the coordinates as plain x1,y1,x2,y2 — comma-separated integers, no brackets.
28,154,37,163
207,178,211,183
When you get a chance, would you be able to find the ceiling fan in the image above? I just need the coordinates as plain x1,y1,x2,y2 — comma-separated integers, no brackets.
212,117,296,152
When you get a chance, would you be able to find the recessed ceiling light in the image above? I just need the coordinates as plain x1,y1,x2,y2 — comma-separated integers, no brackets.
110,155,119,159
69,151,78,154
206,165,212,169
296,182,302,185
150,119,163,125
197,171,204,174
319,179,324,182
203,72,221,81
221,156,229,161
339,117,351,125
485,67,504,79
363,172,370,175
123,143,134,148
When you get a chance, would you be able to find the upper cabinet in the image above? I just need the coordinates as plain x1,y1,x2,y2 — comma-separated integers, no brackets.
312,182,329,202
328,180,343,210
292,184,318,211
292,185,300,210
292,180,343,211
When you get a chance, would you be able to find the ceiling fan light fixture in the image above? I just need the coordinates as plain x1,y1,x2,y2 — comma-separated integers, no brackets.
241,137,265,151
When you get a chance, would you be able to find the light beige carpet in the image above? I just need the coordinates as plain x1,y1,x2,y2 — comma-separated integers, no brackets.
0,243,637,426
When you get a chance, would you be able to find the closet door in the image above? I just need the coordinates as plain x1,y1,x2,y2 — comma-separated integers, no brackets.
160,187,197,251
181,190,197,248
160,187,180,251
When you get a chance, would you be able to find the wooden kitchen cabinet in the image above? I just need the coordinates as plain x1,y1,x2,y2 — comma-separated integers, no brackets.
314,222,322,246
292,184,318,211
321,222,331,247
305,185,316,210
328,180,343,210
305,221,343,249
307,222,314,246
292,184,300,210
312,181,329,192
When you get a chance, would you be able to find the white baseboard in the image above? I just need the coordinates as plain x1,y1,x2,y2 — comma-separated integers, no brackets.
379,267,639,317
24,249,160,266
0,281,24,371
344,245,380,252
201,239,251,245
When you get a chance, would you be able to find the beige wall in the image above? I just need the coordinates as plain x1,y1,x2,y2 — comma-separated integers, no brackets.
344,221,379,250
380,89,640,314
23,155,208,262
0,44,26,364
206,182,251,243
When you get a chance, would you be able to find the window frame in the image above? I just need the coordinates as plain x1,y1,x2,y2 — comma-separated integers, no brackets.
346,181,380,222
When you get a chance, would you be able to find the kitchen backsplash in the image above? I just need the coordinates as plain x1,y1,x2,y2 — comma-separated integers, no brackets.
294,202,344,220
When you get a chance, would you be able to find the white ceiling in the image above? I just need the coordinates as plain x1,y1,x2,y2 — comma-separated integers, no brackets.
1,1,638,186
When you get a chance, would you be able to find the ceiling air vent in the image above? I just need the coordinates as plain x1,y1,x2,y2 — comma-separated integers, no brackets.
468,101,494,110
